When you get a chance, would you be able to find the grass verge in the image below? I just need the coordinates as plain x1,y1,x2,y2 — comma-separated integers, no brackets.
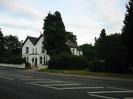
39,69,133,80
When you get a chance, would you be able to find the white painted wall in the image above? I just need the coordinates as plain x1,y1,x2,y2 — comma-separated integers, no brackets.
22,35,82,68
22,39,34,55
0,63,25,69
22,36,50,67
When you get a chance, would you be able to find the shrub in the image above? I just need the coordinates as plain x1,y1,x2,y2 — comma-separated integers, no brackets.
0,57,25,64
89,59,107,72
25,62,31,69
48,54,89,70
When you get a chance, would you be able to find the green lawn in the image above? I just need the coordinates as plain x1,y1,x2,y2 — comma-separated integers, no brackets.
39,69,133,80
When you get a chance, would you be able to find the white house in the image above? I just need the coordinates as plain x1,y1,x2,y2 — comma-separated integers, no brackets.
22,34,82,68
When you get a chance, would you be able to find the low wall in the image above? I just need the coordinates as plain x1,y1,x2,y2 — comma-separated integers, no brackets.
38,64,48,70
0,63,25,69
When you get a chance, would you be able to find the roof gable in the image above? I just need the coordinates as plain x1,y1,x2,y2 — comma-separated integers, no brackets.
28,36,38,44
66,40,78,48
22,34,42,47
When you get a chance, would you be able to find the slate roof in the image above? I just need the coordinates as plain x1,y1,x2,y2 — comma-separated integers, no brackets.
66,40,78,48
28,36,38,45
22,34,81,51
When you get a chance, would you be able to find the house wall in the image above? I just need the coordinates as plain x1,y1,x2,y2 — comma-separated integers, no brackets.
35,36,50,66
22,35,82,68
22,39,34,65
22,36,50,67
22,39,34,55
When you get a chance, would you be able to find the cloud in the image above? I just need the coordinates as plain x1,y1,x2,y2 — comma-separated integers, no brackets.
90,0,128,32
0,0,44,37
0,0,43,20
0,0,128,45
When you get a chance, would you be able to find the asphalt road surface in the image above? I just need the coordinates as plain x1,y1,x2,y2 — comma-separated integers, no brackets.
0,67,133,99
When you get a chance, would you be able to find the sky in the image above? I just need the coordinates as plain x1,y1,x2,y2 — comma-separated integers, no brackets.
0,0,129,45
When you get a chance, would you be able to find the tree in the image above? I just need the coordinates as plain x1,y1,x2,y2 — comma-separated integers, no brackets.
106,34,127,73
121,0,133,69
95,29,107,60
43,11,70,57
80,44,95,61
65,32,77,43
0,28,5,57
4,35,22,57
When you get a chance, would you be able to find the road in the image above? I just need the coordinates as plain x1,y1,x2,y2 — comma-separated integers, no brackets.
0,67,133,99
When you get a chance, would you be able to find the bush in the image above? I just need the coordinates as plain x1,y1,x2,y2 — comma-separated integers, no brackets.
48,54,89,70
25,62,31,69
89,59,107,72
0,57,25,64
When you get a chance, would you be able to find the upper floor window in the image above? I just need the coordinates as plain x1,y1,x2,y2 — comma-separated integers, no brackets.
26,47,29,54
41,46,46,54
35,48,37,54
32,48,34,54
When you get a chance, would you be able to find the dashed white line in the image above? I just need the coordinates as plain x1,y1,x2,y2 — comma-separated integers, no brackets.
28,81,63,84
46,83,80,86
19,78,49,81
62,86,104,90
89,93,118,99
124,97,133,99
88,90,133,94
0,75,14,80
26,82,62,90
107,86,131,91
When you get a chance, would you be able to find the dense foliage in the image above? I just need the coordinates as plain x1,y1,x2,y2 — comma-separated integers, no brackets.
65,32,77,43
0,29,5,57
80,44,95,61
4,35,22,57
43,11,71,57
121,0,133,70
48,54,88,70
0,29,24,64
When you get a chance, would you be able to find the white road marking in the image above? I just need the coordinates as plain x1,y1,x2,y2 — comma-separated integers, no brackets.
0,75,14,80
88,90,133,94
26,82,62,90
46,83,80,86
124,97,133,99
89,93,118,99
62,86,104,90
28,81,63,84
19,78,50,81
107,86,130,91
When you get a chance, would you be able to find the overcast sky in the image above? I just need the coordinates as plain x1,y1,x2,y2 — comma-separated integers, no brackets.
0,0,128,45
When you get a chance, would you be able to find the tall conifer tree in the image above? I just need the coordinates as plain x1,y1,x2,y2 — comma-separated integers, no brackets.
43,11,70,57
121,0,133,69
0,29,4,57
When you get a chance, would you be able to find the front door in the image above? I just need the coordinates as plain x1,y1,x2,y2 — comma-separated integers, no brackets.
35,57,38,66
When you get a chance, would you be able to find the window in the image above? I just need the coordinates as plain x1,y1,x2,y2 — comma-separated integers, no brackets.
32,57,34,62
44,57,45,64
26,47,29,54
72,49,75,54
40,57,42,64
32,48,34,54
35,48,37,54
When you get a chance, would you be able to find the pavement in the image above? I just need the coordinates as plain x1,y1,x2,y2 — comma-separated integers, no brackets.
0,67,133,99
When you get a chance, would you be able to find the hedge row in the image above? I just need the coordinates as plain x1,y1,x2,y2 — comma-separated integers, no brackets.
48,54,89,70
0,57,25,64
